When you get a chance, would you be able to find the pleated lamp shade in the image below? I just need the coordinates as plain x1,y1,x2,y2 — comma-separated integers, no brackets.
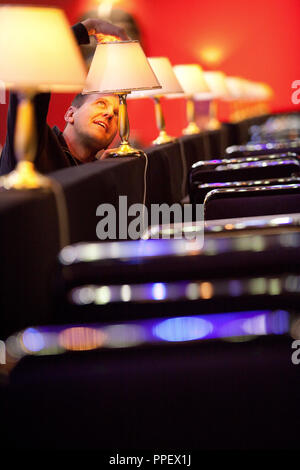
225,77,246,100
203,71,231,99
172,64,211,99
83,41,161,94
0,6,87,92
130,57,183,97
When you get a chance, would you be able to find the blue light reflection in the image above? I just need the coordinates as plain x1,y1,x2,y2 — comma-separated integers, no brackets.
153,316,213,342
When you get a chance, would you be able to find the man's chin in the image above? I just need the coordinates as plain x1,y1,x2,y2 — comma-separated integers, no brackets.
84,128,115,151
89,133,111,150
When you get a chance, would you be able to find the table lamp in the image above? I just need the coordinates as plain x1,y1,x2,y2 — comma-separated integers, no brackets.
172,64,210,135
249,81,273,117
0,6,87,189
83,40,161,157
223,76,244,122
130,57,183,145
202,71,230,130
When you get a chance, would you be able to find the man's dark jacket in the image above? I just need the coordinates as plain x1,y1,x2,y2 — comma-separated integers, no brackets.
0,23,89,175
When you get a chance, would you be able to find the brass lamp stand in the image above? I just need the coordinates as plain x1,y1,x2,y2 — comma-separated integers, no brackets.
0,90,50,190
152,97,176,145
106,93,146,158
183,97,200,135
206,100,221,130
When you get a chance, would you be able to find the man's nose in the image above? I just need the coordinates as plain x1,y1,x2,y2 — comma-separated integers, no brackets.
102,106,114,120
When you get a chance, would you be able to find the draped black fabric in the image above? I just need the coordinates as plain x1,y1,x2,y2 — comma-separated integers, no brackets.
3,335,300,450
0,129,227,338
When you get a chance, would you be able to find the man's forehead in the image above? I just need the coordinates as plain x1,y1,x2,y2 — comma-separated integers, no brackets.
86,93,119,106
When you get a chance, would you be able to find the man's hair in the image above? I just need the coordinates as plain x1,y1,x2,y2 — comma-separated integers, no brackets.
71,93,88,108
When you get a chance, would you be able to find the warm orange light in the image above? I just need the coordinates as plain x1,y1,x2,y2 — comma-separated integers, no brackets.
200,47,224,66
199,282,214,299
59,327,106,351
94,33,122,43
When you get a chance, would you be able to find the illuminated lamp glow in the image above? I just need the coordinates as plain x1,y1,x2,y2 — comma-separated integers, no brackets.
249,277,267,295
154,316,213,342
186,283,199,300
234,236,255,251
22,328,45,353
59,245,77,265
268,310,289,334
199,282,213,299
59,326,105,351
151,283,167,301
80,243,101,262
6,333,26,359
252,236,266,252
60,238,206,267
95,286,111,304
121,284,131,302
242,314,267,335
71,286,95,305
199,46,224,66
268,278,281,296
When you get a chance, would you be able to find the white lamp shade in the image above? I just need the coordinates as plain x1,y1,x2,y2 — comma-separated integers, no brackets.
172,64,211,99
250,82,273,100
129,57,183,98
225,77,246,99
241,80,259,100
83,41,161,94
203,71,230,99
0,6,87,92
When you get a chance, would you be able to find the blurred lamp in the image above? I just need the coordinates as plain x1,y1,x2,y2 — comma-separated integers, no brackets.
83,40,161,157
225,76,246,100
203,71,230,130
0,6,87,189
225,76,249,121
225,78,273,121
173,64,210,135
130,57,183,145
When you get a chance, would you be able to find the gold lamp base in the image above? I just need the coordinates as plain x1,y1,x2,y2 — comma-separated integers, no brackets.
105,143,146,158
182,122,201,135
206,118,221,130
152,131,176,146
104,93,146,158
0,161,50,190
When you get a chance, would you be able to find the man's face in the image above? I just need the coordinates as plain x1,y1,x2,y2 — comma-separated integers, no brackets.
72,93,119,151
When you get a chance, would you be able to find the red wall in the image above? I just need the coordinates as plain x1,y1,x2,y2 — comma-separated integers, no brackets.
1,0,300,147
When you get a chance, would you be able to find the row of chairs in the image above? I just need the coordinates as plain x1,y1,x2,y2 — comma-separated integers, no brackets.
189,141,300,219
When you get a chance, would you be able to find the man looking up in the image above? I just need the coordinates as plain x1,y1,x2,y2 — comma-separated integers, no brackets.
0,18,128,175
